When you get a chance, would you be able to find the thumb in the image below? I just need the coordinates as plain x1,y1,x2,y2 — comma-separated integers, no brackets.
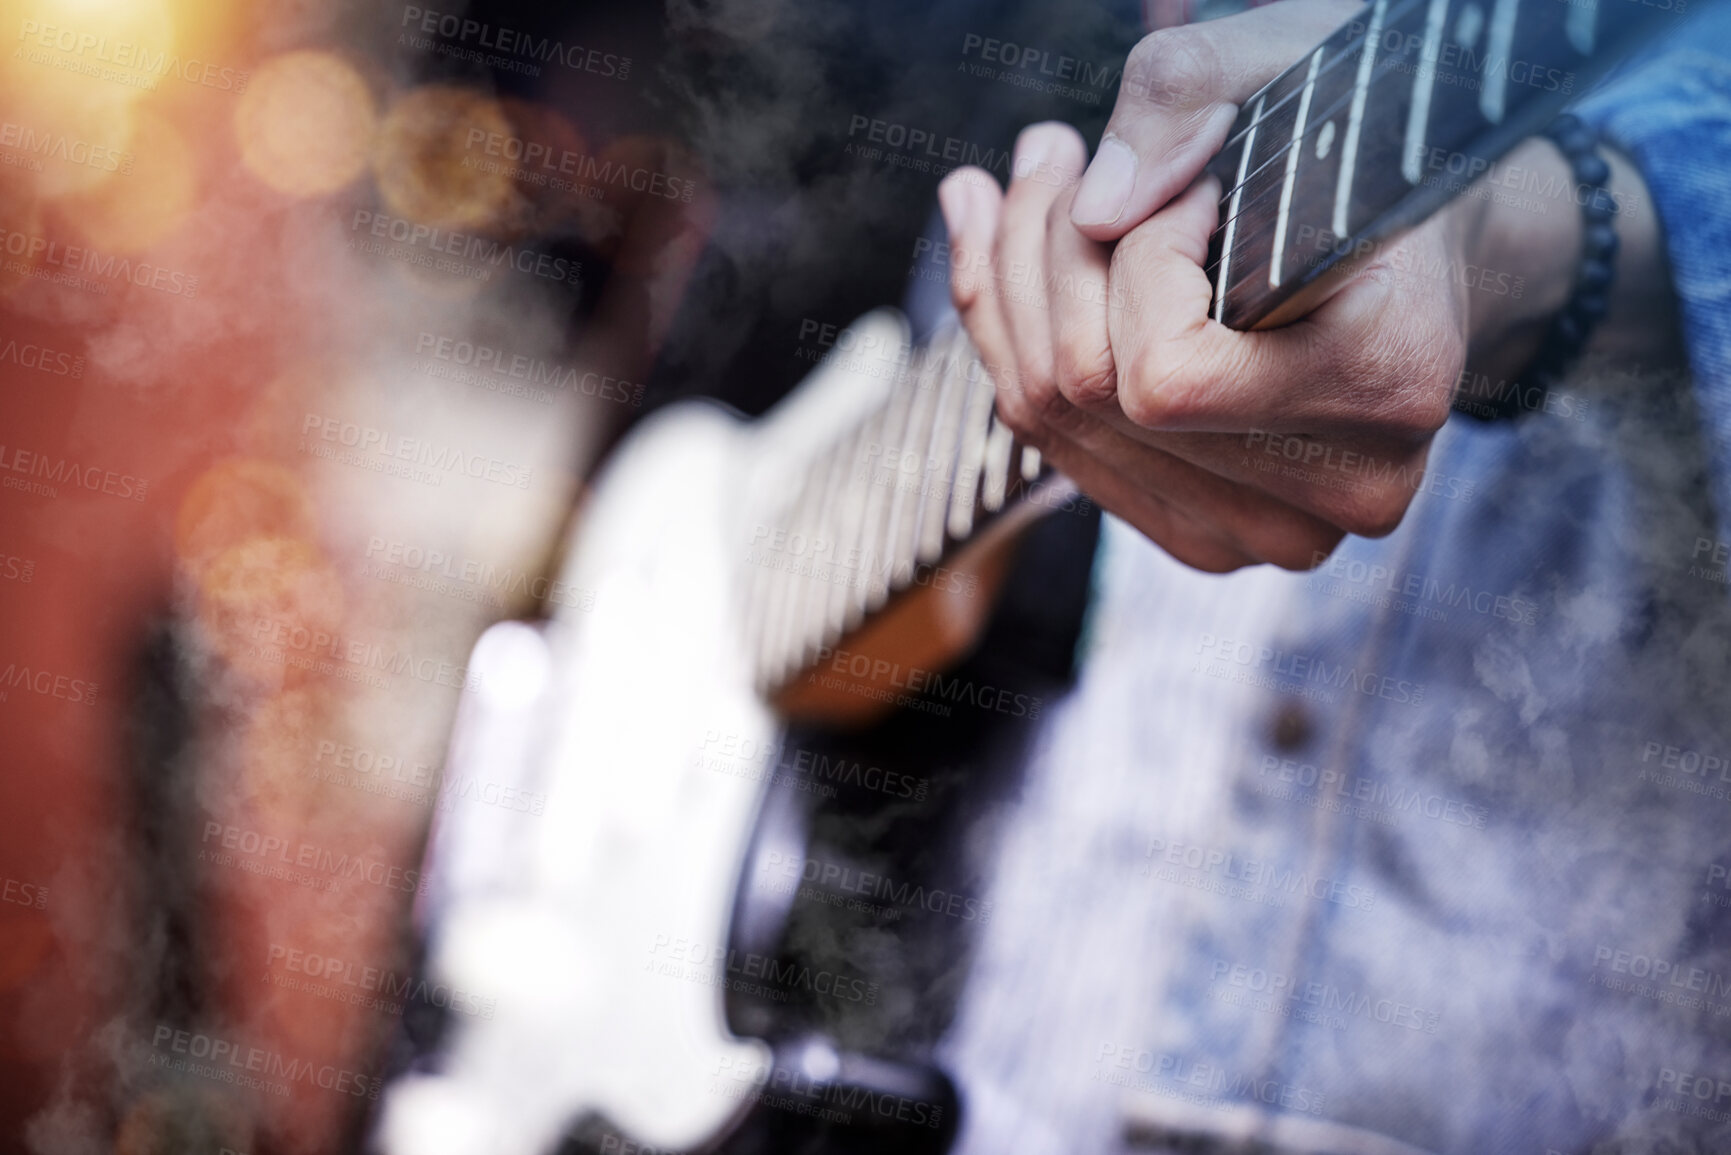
1071,0,1359,241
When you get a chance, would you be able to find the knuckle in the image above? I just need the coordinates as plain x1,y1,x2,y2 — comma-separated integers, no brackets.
1337,485,1412,539
1055,349,1117,410
1365,330,1464,438
1021,366,1069,427
1391,364,1462,437
1119,353,1194,428
950,275,977,311
1263,524,1347,571
1189,552,1253,575
1297,532,1346,571
990,376,1042,440
1051,326,1117,410
1122,28,1218,111
1118,376,1166,428
1154,521,1253,573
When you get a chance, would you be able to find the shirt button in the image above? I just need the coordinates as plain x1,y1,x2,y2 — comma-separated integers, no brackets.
1270,701,1313,752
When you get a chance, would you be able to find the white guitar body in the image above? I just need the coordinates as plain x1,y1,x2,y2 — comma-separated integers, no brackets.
374,313,910,1155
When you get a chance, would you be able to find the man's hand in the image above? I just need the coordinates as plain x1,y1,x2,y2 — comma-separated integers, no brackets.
939,115,1470,571
934,0,1636,572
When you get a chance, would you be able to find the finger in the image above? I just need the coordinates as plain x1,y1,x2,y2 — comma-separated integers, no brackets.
939,167,1003,320
1045,184,1118,412
1046,408,1345,568
935,167,1260,569
1107,178,1463,442
938,167,1029,436
1098,424,1433,540
1031,429,1259,573
1070,0,1360,240
994,123,1089,433
944,146,1341,567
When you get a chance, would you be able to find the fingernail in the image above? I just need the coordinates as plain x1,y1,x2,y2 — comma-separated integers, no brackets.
938,176,969,240
1071,136,1136,228
1011,122,1068,182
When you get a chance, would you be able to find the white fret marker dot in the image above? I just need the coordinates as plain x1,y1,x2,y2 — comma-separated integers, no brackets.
1456,3,1485,50
1316,120,1336,160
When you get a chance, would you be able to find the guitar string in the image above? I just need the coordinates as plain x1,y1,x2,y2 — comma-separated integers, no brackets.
1208,57,1394,218
1196,42,1508,290
1208,0,1507,217
1204,0,1430,197
1196,72,1389,282
1203,68,1379,242
1207,0,1608,214
1204,11,1613,277
1207,21,1391,193
1196,17,1579,282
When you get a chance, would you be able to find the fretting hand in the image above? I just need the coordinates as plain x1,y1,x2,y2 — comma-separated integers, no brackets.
936,0,1666,572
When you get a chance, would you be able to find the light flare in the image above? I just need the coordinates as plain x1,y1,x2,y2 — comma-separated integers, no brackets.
236,50,375,199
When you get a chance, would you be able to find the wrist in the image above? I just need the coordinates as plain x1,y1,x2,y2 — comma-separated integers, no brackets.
1459,132,1681,387
1457,137,1582,383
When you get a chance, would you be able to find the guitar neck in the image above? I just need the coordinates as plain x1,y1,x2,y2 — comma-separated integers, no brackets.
747,323,1064,697
751,0,1681,701
1207,0,1680,328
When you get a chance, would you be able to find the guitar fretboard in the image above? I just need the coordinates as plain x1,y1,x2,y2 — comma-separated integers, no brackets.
1206,0,1677,327
745,324,1061,694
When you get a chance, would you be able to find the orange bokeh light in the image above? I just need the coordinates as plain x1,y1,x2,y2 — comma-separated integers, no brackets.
236,51,375,199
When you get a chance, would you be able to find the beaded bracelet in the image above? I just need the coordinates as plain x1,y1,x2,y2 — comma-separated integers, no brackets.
1457,113,1620,422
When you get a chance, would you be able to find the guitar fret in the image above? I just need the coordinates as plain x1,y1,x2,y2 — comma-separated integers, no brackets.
885,336,950,595
758,452,828,686
1213,94,1264,323
779,434,851,680
918,339,974,563
757,456,828,688
839,390,907,637
818,416,880,650
1401,0,1451,184
1333,0,1387,237
861,370,922,613
1218,73,1377,246
981,413,1015,514
1270,47,1324,289
1479,0,1520,123
751,526,792,696
946,370,997,541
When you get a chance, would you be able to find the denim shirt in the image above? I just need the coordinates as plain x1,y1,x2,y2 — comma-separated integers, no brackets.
940,7,1731,1153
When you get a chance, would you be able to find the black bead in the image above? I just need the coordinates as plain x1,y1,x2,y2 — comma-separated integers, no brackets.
1574,153,1610,187
1578,258,1613,291
1583,222,1620,259
1507,117,1619,420
1572,291,1610,322
1558,126,1596,156
1549,113,1583,137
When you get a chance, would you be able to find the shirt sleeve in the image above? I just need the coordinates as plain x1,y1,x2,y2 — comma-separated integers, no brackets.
1574,3,1731,547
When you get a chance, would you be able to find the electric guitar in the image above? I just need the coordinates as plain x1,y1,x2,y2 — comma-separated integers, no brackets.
370,1,1688,1150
